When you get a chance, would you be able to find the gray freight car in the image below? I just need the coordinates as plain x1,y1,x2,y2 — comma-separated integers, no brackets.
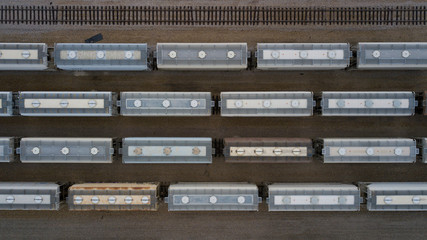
122,137,212,164
120,92,212,116
156,43,248,70
257,43,350,70
321,91,416,116
423,138,427,163
18,91,114,117
0,92,13,116
322,138,417,163
166,182,260,211
0,137,14,162
366,182,427,211
220,91,314,117
357,42,427,70
0,43,48,70
68,183,159,211
54,43,149,71
0,182,60,210
224,138,313,163
268,183,361,211
424,91,427,116
19,138,114,163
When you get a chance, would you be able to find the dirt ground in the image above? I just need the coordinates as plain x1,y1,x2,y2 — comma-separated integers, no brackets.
0,2,427,239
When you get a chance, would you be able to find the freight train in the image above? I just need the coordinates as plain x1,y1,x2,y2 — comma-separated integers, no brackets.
0,91,425,117
1,182,426,212
0,137,426,164
1,42,427,71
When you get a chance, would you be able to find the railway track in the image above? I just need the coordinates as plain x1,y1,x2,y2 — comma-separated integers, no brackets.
0,5,426,26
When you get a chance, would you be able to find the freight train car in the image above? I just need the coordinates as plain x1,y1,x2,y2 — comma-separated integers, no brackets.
166,182,260,211
0,43,48,70
256,43,351,70
18,91,114,116
119,92,212,116
322,138,417,163
18,138,114,163
321,91,416,116
0,92,13,116
0,182,60,210
0,137,14,163
156,43,248,70
422,138,427,163
122,137,212,164
223,138,313,163
68,183,159,211
220,91,314,117
267,183,361,211
366,182,427,211
54,43,149,71
357,42,427,70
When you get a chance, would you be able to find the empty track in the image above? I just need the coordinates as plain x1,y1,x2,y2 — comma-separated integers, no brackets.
0,5,426,26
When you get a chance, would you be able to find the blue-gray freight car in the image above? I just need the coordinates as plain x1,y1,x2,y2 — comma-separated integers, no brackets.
156,43,248,70
257,43,350,70
221,91,314,117
0,182,60,210
322,138,418,163
19,138,114,163
120,92,212,116
321,91,416,116
0,92,13,116
357,42,427,70
268,183,361,211
166,182,260,211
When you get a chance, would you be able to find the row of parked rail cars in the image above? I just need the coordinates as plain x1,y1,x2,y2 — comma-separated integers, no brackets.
0,91,426,116
1,137,427,164
0,182,426,211
1,42,427,71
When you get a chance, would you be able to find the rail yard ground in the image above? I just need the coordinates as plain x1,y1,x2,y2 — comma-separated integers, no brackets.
0,1,427,239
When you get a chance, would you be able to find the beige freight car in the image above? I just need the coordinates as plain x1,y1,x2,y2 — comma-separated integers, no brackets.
224,138,314,163
67,183,159,211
